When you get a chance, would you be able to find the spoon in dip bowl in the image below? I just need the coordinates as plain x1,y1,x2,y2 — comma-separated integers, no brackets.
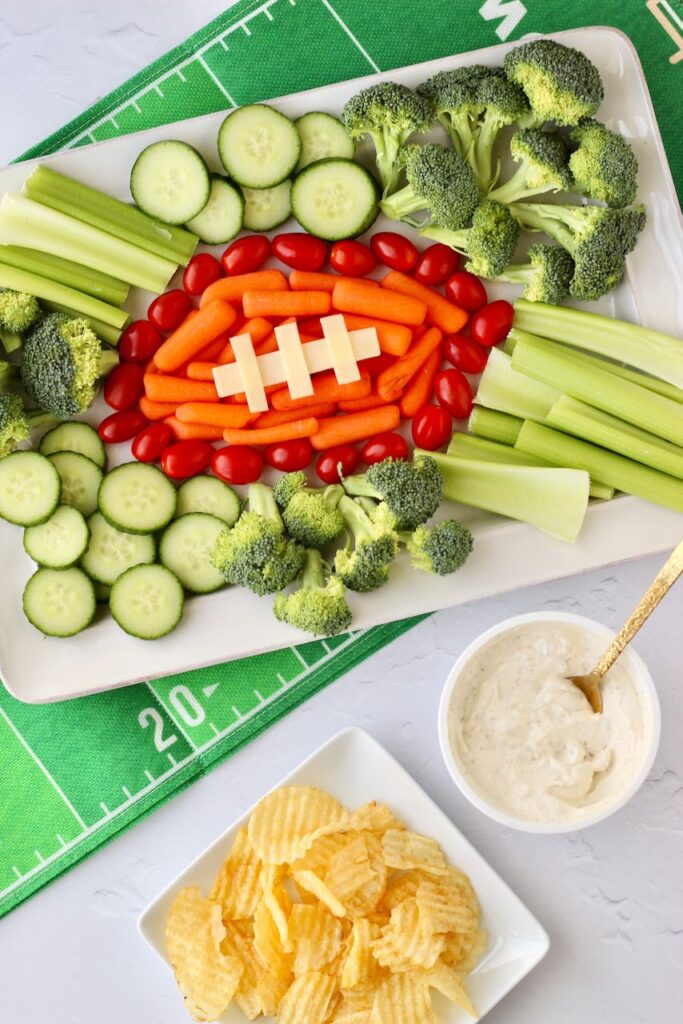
569,537,683,713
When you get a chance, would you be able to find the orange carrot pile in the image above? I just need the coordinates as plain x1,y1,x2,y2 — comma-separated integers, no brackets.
380,271,467,335
332,278,426,327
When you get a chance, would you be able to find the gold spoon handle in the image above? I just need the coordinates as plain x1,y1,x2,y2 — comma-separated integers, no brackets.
593,537,683,680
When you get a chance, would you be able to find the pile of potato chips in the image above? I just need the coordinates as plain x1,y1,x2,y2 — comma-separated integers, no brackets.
166,785,486,1023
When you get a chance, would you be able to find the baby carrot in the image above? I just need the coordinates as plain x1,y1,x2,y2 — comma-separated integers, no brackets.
254,403,337,428
399,346,443,417
332,278,426,327
242,290,331,319
186,361,221,381
377,327,443,402
174,403,257,427
154,300,236,373
222,418,320,445
165,417,224,441
289,270,379,292
311,406,401,450
199,270,288,308
139,396,178,421
218,317,273,364
195,335,231,363
145,374,218,403
271,367,371,410
338,393,393,412
342,313,412,357
380,271,467,335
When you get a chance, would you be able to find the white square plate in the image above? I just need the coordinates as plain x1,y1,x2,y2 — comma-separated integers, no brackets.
1,26,682,703
138,727,550,1022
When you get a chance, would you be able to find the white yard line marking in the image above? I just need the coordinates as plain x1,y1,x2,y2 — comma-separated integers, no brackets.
277,673,287,686
144,769,155,783
292,647,309,669
0,707,87,831
167,752,178,767
144,681,200,751
254,690,265,703
219,37,229,50
318,0,380,71
99,802,110,815
34,850,44,864
132,100,142,113
241,23,252,35
198,55,237,107
154,84,164,97
56,835,67,848
12,867,21,880
232,706,243,721
122,786,132,800
321,640,332,654
176,69,186,82
210,722,221,736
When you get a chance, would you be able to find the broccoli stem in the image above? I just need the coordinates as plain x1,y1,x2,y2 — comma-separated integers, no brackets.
99,348,120,378
419,224,468,253
341,475,382,502
0,327,22,354
509,202,579,252
248,482,284,527
28,410,57,428
439,113,475,161
488,162,547,205
490,262,537,286
339,495,376,543
301,548,326,590
379,185,427,225
469,117,500,192
375,132,402,195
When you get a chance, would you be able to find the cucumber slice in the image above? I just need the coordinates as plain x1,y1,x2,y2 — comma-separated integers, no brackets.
291,159,378,241
159,513,227,594
24,505,90,568
98,462,177,534
39,422,106,469
218,105,301,189
23,566,96,637
0,451,61,526
185,175,244,244
80,511,156,585
110,564,184,639
296,112,355,170
130,141,211,225
176,476,241,525
242,180,292,231
48,451,103,517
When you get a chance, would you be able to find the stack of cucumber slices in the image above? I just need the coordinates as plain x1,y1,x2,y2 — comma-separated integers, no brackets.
0,423,241,640
130,105,377,243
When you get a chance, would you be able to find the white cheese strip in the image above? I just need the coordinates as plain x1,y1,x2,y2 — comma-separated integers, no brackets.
321,313,361,385
213,327,380,401
230,333,268,413
275,321,314,399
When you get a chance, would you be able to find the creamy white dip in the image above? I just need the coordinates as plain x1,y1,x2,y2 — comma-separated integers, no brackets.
448,622,652,824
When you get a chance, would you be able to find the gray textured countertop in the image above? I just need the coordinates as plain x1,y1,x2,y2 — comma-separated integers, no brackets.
0,4,681,1021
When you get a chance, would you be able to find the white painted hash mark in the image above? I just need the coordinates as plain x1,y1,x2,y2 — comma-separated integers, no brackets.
478,0,527,41
319,0,380,71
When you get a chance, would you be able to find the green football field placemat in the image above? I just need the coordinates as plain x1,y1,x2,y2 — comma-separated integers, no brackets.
2,0,681,919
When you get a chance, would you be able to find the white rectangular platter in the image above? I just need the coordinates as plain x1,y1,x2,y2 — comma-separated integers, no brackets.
1,27,681,703
138,727,550,1023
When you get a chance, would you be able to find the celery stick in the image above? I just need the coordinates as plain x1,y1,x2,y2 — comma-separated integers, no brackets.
0,193,176,294
547,395,683,481
24,165,198,265
0,245,128,306
41,301,124,347
0,326,22,354
448,432,615,499
513,299,683,389
468,406,522,445
0,264,128,329
507,328,683,404
511,333,683,446
516,421,683,512
475,347,561,420
417,448,589,542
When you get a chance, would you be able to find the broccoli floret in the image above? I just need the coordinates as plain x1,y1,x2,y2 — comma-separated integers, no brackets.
504,38,603,126
404,519,473,576
21,313,118,419
417,65,505,160
0,327,24,355
510,202,646,300
273,472,344,548
489,243,574,303
0,290,41,334
341,82,434,195
342,454,443,531
420,200,519,278
0,393,54,458
569,119,638,208
274,548,352,636
469,75,530,192
379,144,480,230
488,128,573,205
334,497,398,593
211,482,305,596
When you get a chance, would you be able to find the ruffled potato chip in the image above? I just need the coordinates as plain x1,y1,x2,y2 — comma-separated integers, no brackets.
371,972,437,1024
248,786,349,864
340,918,383,989
260,864,292,951
348,801,405,834
377,869,425,914
381,830,448,876
416,877,478,936
289,903,344,974
418,959,479,1018
276,970,338,1024
372,899,445,971
166,887,243,1022
221,921,263,1020
442,926,487,974
326,833,387,918
290,867,346,917
209,828,262,922
290,833,348,878
252,898,292,980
